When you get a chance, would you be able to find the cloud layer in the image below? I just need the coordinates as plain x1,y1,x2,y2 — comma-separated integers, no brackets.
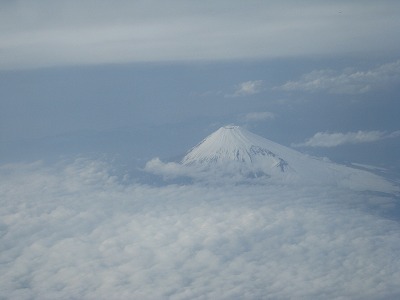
1,1,400,69
277,60,400,94
2,158,400,299
294,130,400,147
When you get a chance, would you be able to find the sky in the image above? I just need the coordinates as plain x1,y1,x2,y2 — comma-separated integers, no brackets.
1,0,400,172
1,0,400,69
1,1,400,298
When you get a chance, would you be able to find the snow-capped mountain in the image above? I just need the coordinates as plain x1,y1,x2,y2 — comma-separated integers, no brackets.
146,125,399,193
182,125,292,172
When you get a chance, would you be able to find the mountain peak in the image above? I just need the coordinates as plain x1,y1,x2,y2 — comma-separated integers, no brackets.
221,125,240,130
181,125,291,173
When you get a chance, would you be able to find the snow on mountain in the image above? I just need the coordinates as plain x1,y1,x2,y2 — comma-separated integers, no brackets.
182,125,291,172
146,125,399,193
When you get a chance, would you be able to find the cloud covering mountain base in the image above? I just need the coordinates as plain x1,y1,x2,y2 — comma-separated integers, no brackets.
145,126,399,194
1,158,400,299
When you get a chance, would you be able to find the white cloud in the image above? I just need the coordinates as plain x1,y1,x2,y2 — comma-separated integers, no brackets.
145,154,398,194
144,157,188,179
144,158,253,185
1,1,400,69
277,60,400,94
293,130,400,147
229,80,264,97
1,158,400,299
242,111,275,122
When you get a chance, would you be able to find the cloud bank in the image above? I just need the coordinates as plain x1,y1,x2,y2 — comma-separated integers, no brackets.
277,60,400,94
294,130,400,147
1,158,400,299
1,1,400,69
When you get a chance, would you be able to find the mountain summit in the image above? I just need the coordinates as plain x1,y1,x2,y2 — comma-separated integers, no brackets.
182,125,291,173
146,125,399,193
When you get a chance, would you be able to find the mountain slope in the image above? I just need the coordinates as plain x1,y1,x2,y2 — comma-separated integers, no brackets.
182,125,292,172
146,125,399,193
182,126,398,191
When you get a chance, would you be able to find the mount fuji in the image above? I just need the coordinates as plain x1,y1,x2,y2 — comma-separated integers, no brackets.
182,125,292,172
146,125,399,193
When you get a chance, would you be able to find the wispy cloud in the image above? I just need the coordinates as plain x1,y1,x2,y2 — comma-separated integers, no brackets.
241,111,275,122
276,60,400,94
1,1,400,69
293,130,400,147
1,158,400,299
229,80,264,97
